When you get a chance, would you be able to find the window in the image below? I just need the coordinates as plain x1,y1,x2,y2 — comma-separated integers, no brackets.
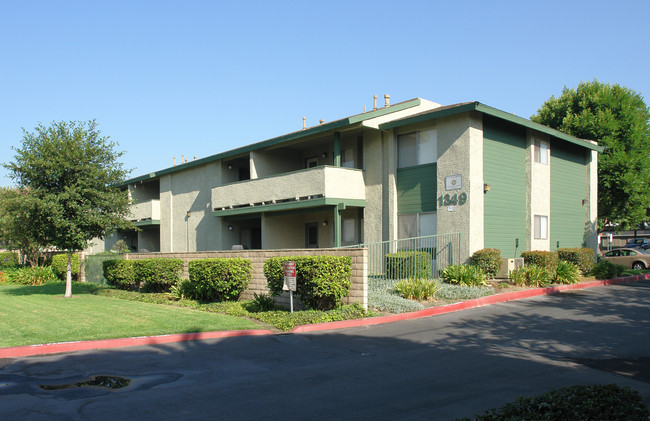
534,215,548,240
534,138,549,165
398,212,437,239
398,129,437,168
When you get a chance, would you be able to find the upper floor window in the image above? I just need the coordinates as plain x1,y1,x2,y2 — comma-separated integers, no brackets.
533,138,549,165
398,129,437,168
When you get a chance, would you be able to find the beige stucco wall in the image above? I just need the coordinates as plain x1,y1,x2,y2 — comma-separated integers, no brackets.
262,210,333,249
528,131,551,251
361,130,384,245
250,149,301,179
435,113,476,262
586,149,599,252
159,162,222,252
125,248,368,309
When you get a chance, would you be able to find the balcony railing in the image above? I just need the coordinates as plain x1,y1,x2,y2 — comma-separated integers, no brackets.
130,199,161,221
212,166,365,211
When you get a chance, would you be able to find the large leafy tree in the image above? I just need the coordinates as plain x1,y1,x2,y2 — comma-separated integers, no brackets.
4,120,133,297
531,80,650,229
0,187,47,267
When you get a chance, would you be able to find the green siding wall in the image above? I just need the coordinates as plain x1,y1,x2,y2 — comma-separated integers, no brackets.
483,117,527,258
551,141,587,249
397,163,437,214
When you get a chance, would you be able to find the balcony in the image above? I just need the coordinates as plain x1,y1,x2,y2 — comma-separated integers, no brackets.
130,199,161,223
212,166,366,216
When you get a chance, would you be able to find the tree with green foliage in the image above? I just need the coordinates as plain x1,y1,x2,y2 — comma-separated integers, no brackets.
0,187,47,267
4,120,133,297
531,80,650,229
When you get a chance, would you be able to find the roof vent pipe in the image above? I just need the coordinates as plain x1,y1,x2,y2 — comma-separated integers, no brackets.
302,116,306,130
384,94,390,107
173,157,176,166
319,119,324,125
373,95,377,110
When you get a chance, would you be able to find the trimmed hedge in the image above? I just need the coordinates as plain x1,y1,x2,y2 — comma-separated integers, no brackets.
103,260,136,290
557,247,595,275
264,255,352,310
103,258,183,292
384,251,432,279
520,250,558,272
134,258,184,293
50,253,80,280
186,258,252,301
470,248,501,278
0,252,19,268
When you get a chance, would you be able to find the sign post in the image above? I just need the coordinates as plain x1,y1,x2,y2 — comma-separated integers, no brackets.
283,261,297,314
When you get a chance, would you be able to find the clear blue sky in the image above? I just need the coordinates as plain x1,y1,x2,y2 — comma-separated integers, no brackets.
1,0,648,186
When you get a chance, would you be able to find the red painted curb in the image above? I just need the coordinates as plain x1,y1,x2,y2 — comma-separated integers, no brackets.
0,329,274,359
290,274,650,333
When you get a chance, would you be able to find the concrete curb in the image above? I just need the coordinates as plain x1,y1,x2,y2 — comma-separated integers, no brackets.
2,274,648,358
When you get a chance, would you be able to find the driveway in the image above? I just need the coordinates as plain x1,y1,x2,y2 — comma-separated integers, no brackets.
2,281,650,420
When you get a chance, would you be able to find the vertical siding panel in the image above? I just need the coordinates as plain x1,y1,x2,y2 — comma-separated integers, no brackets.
397,163,437,214
550,142,587,249
483,117,527,257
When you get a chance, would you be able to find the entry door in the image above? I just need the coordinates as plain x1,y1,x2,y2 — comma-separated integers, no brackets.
305,223,318,248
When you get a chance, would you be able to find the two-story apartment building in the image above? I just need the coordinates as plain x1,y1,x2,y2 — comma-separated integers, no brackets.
93,97,601,262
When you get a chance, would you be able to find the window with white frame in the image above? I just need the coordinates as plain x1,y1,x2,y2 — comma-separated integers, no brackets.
534,138,549,165
534,215,548,239
398,129,437,168
398,212,437,239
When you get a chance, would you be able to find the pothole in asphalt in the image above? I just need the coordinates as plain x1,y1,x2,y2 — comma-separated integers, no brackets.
39,375,131,391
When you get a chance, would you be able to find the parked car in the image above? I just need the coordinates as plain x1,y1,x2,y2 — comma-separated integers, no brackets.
624,238,650,249
602,248,650,270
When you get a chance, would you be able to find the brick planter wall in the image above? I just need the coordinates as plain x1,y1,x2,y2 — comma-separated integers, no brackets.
123,248,368,309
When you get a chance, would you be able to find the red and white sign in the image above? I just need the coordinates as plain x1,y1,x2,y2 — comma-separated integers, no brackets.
283,261,296,291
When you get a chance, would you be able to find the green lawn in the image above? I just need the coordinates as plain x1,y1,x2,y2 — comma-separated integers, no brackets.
0,282,261,347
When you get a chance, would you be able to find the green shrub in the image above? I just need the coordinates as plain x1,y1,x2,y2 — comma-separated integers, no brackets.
509,264,551,287
463,384,649,420
592,258,625,279
0,266,58,285
441,264,487,286
394,278,440,300
520,250,558,272
470,248,502,278
384,251,432,279
186,258,252,301
554,260,581,284
557,247,595,275
103,260,136,290
244,293,279,312
0,252,19,268
135,258,184,293
264,256,352,310
50,253,80,280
